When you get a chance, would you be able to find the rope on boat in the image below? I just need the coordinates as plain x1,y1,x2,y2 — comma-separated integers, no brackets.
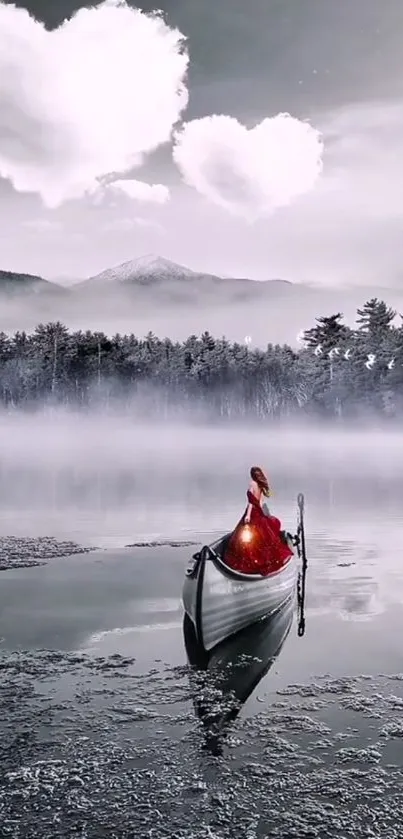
294,492,308,637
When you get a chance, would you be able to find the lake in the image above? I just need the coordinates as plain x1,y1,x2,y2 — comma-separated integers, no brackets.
0,423,403,838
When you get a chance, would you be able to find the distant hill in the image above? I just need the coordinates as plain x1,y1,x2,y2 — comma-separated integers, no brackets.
0,270,68,298
73,254,295,305
79,255,202,285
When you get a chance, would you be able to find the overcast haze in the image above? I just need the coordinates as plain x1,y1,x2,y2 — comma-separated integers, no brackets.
1,0,403,286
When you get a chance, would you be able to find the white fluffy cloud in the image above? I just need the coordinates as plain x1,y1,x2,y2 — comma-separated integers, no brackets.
173,113,324,219
0,0,188,207
110,179,170,204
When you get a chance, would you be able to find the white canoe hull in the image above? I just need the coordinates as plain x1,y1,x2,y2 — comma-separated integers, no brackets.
182,541,298,652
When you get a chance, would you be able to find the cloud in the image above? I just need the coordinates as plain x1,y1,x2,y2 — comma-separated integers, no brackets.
22,218,62,233
104,216,165,233
0,0,188,208
172,112,324,219
132,217,166,233
109,179,170,204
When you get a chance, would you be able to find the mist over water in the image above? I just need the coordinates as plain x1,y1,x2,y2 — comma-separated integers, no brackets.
2,410,403,624
1,410,403,545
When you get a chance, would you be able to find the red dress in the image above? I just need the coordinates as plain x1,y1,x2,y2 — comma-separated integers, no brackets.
223,490,293,576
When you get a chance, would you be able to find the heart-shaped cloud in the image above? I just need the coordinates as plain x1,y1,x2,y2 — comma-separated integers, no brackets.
0,0,188,207
173,113,324,219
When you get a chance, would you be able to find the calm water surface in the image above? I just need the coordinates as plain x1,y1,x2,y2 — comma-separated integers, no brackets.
1,429,403,837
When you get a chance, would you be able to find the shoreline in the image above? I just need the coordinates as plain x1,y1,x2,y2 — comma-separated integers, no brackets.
0,536,97,571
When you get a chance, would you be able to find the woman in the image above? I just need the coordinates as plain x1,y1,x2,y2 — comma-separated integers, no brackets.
223,466,293,576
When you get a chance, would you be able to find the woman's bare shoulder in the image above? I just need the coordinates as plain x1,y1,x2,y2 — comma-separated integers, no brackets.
248,479,259,494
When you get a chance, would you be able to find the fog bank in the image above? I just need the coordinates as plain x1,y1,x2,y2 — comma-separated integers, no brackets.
0,411,402,544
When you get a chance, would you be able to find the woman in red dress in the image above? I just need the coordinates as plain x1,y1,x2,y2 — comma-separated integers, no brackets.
223,466,293,576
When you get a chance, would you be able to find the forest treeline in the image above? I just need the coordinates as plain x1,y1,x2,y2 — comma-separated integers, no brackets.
0,297,402,420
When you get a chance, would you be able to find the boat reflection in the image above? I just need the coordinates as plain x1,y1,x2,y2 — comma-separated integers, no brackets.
183,593,295,756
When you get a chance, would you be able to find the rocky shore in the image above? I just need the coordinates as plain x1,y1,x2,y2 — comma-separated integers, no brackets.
0,536,96,571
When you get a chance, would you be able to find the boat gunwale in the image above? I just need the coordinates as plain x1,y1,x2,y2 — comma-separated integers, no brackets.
207,541,295,583
194,549,206,646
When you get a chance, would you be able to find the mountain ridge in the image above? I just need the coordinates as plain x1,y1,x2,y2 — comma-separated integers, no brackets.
73,254,294,296
3,257,403,350
0,255,296,294
0,269,67,297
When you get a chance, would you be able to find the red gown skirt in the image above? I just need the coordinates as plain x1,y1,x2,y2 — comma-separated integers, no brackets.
223,491,293,576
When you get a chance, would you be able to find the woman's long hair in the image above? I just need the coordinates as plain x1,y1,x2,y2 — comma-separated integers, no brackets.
250,466,271,497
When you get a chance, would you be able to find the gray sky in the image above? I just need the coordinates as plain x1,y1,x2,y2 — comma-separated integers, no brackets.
1,0,403,284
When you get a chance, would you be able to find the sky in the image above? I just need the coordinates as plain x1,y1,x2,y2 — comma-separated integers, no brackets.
1,0,403,284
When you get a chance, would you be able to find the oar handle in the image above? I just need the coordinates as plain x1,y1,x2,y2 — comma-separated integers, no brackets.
298,618,305,637
296,492,307,638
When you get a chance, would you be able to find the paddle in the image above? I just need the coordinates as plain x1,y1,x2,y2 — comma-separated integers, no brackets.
295,492,308,637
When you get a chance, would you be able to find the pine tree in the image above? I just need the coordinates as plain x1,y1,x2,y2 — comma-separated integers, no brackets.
302,313,349,350
356,298,396,336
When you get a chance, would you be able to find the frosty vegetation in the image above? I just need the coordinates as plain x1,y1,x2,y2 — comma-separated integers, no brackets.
0,297,400,421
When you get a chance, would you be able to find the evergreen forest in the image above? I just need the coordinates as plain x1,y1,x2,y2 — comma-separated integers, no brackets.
0,298,401,421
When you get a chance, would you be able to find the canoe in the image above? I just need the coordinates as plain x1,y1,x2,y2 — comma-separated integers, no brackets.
182,531,298,653
183,592,295,755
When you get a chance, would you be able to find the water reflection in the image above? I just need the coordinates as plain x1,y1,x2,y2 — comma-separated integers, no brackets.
307,532,403,622
183,594,295,756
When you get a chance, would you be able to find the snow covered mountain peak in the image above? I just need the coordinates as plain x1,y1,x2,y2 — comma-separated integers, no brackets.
89,254,198,284
131,255,196,277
